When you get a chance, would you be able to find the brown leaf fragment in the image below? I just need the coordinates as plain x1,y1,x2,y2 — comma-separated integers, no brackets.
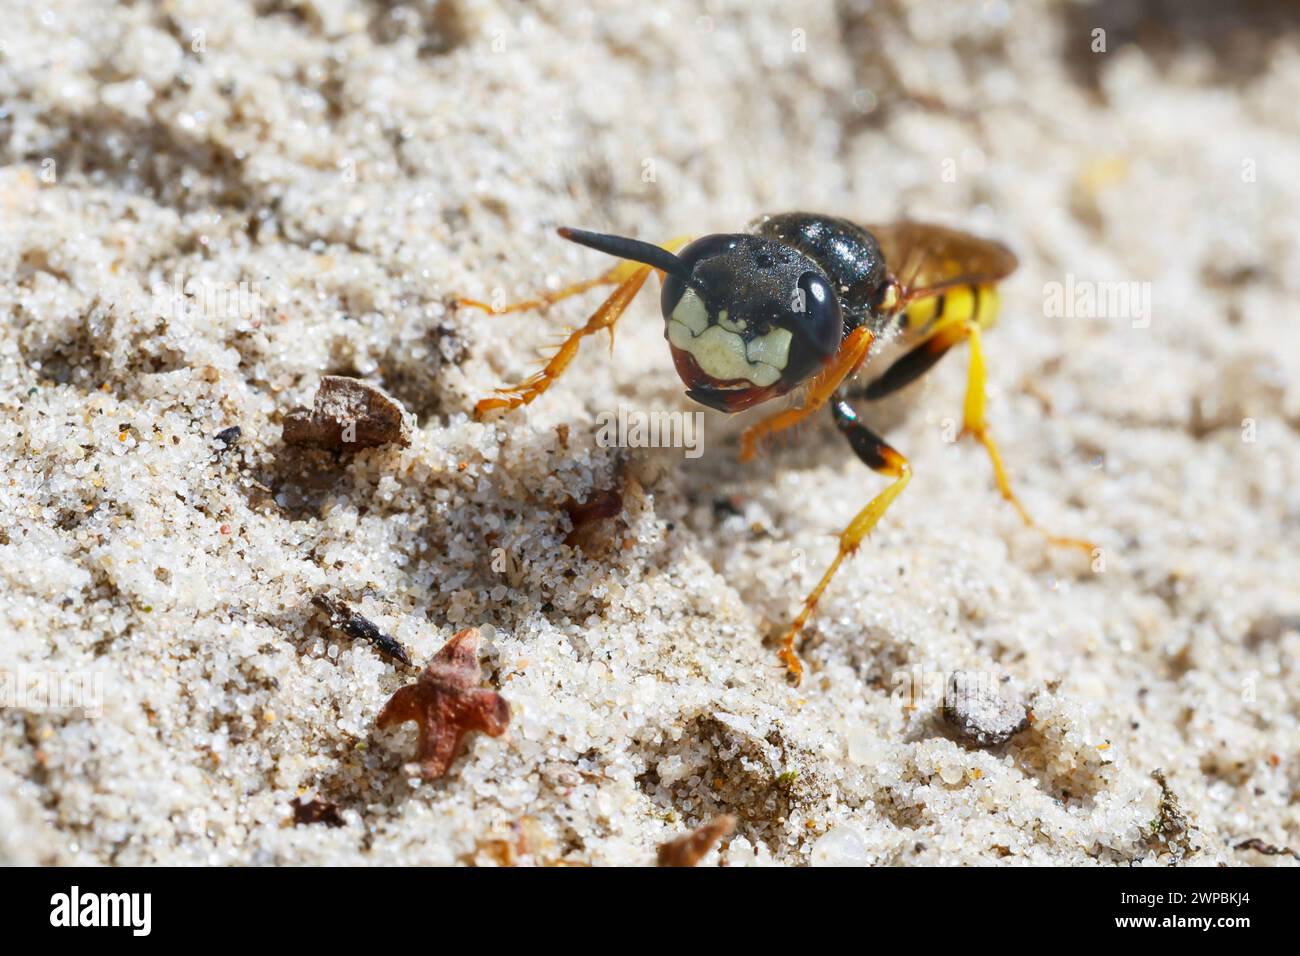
282,375,409,452
375,627,510,780
563,486,623,547
291,797,344,828
311,594,411,666
656,815,736,867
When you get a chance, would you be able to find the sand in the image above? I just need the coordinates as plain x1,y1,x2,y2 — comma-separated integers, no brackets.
1,0,1297,866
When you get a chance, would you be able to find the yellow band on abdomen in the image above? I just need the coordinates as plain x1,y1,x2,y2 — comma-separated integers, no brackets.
902,283,1000,334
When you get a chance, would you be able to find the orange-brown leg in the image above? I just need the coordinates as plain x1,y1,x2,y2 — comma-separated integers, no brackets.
455,236,692,315
778,399,911,684
473,264,653,417
739,327,875,463
455,260,640,315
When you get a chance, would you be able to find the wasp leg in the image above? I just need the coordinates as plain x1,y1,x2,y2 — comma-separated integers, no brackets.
777,399,911,684
960,322,1094,551
454,261,640,315
455,236,693,314
857,318,1093,553
473,264,653,417
739,327,874,462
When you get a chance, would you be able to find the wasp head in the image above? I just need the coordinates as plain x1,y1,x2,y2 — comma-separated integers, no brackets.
559,228,844,412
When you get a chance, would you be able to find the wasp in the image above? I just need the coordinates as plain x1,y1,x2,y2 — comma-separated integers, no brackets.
460,213,1093,683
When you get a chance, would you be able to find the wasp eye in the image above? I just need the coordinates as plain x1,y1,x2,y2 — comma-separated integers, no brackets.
784,271,842,377
797,271,833,313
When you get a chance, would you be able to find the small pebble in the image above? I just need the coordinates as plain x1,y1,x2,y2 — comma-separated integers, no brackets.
942,671,1028,748
282,376,409,452
214,425,242,446
811,825,869,867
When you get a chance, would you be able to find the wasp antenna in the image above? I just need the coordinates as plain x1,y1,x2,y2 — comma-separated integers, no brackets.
558,227,691,279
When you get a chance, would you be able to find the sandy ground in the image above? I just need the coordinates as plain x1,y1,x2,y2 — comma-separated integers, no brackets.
1,0,1298,865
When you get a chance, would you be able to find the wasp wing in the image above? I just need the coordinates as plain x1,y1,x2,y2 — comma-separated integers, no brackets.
866,221,1018,312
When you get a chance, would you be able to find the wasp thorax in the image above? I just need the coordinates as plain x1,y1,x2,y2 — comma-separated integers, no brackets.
660,235,844,405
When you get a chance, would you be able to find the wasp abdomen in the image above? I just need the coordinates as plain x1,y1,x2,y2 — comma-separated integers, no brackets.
899,282,1001,336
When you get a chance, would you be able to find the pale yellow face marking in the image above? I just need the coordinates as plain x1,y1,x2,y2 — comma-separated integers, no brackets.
745,327,793,370
669,287,710,335
716,309,747,333
667,289,792,388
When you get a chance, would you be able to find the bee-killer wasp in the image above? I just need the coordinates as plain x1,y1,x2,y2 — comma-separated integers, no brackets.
460,213,1093,683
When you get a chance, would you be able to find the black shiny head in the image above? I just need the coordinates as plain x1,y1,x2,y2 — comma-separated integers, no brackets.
559,227,844,412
